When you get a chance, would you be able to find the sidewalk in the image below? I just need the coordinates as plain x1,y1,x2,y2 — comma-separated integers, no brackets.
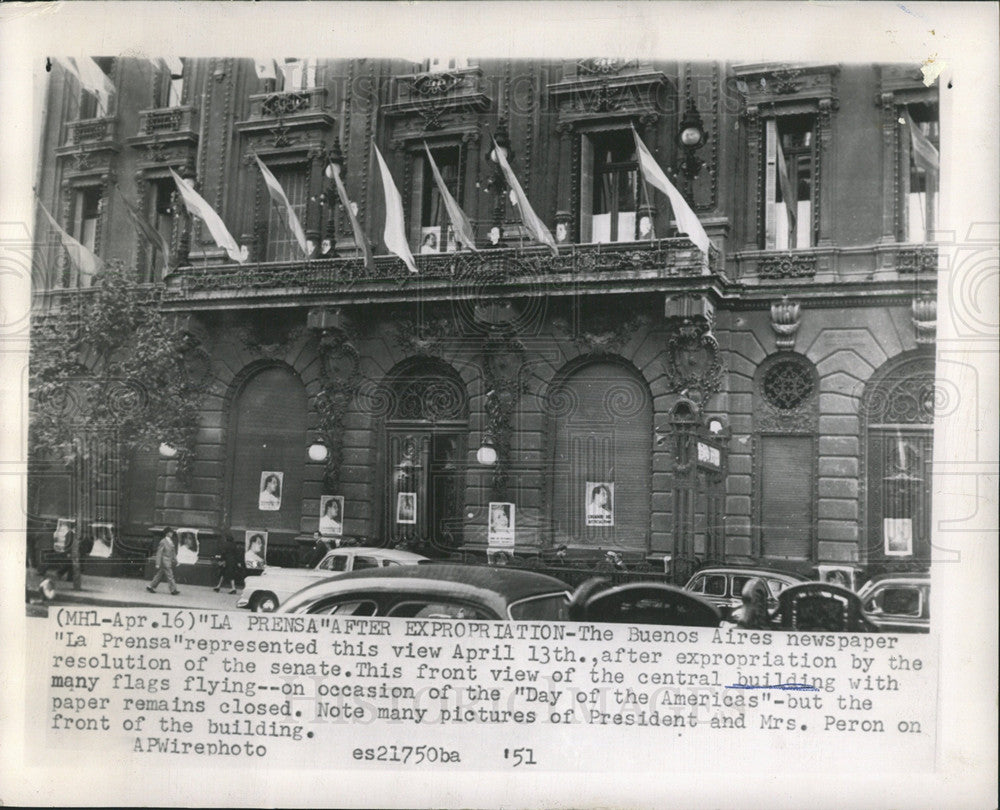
25,570,245,612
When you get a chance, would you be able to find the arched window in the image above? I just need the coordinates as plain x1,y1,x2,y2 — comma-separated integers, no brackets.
547,359,652,550
383,358,468,547
753,352,819,560
227,365,308,541
862,353,935,566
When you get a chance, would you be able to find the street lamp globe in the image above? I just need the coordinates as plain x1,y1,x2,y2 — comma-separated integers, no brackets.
476,443,497,466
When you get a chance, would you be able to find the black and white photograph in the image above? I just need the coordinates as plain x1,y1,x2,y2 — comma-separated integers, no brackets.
395,491,417,525
89,522,114,558
2,2,997,808
487,502,515,546
175,527,200,565
244,530,267,570
257,471,283,511
318,494,344,536
585,481,614,526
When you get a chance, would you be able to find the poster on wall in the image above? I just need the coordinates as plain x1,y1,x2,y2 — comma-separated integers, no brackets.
585,482,614,527
319,495,345,536
396,492,417,524
176,528,200,565
419,226,441,254
52,518,74,553
883,518,914,556
488,502,515,547
244,530,268,570
258,471,283,511
89,523,115,558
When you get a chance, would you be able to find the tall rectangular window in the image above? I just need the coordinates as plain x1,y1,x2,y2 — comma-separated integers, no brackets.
902,104,939,243
580,130,639,244
160,57,185,107
278,58,317,91
73,188,101,253
145,178,175,281
77,57,114,119
412,145,461,253
264,164,308,262
765,116,814,250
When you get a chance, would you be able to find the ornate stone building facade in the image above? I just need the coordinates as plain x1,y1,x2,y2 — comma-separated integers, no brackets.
30,57,939,579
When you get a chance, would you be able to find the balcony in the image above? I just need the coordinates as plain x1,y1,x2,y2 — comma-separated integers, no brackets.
128,106,200,172
733,242,939,285
162,238,718,309
56,117,121,178
236,88,334,155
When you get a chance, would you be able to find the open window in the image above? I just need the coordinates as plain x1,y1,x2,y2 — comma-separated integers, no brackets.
580,130,639,244
411,144,462,253
765,115,814,250
900,103,939,243
72,187,101,253
278,58,317,91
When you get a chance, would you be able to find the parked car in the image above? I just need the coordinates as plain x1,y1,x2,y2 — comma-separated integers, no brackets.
773,582,876,632
684,566,807,619
237,547,427,612
278,563,572,620
569,578,721,626
857,574,930,633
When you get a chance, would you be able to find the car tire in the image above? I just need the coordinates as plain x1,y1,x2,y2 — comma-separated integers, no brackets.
250,592,279,613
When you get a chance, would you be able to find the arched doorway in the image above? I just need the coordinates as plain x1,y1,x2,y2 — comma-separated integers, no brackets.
383,358,468,549
226,364,309,548
546,359,653,550
863,353,935,568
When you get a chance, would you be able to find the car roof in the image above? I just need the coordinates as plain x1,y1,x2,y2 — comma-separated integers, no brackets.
324,547,427,562
280,564,570,613
687,566,807,582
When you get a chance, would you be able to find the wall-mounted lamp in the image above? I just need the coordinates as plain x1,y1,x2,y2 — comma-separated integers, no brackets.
707,418,725,435
307,436,330,463
476,440,498,466
158,442,178,459
676,98,707,186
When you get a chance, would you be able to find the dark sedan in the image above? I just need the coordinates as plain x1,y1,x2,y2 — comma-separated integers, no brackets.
277,563,572,620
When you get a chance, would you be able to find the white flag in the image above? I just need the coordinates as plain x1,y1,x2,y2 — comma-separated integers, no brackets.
424,143,478,252
253,154,308,255
169,168,248,263
631,126,710,255
254,59,277,80
37,199,102,280
491,136,558,255
71,57,115,115
373,143,418,274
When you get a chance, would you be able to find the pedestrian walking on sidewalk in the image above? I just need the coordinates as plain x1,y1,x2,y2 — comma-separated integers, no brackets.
147,527,180,595
214,532,241,594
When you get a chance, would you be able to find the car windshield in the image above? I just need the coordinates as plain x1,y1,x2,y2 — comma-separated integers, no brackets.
508,593,570,621
878,587,922,617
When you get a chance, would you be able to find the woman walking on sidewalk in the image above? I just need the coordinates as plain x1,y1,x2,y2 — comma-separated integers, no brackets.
147,527,180,595
214,532,241,594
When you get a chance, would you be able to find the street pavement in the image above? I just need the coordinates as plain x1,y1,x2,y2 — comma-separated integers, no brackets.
24,570,245,613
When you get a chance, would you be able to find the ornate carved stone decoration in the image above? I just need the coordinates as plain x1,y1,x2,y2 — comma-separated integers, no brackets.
313,326,361,490
662,320,724,398
911,298,936,345
896,247,937,273
757,253,817,279
577,58,638,76
482,332,527,499
268,124,298,148
261,92,309,118
551,311,650,356
575,82,625,113
237,322,307,359
391,316,453,357
416,106,447,131
755,355,818,432
770,297,802,350
767,68,804,94
407,72,466,97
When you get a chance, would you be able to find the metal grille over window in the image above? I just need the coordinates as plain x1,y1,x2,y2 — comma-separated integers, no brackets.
761,360,814,411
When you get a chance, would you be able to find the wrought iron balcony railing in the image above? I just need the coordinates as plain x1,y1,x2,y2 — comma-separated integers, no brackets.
137,105,198,136
164,238,717,303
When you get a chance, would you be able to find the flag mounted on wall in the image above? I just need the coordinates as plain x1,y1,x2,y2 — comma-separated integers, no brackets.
327,161,374,271
631,126,711,255
36,198,102,282
424,142,478,252
169,168,248,263
490,135,558,255
115,186,172,272
373,143,418,273
253,153,308,256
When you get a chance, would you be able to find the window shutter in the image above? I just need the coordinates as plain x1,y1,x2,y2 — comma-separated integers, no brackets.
760,435,812,558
